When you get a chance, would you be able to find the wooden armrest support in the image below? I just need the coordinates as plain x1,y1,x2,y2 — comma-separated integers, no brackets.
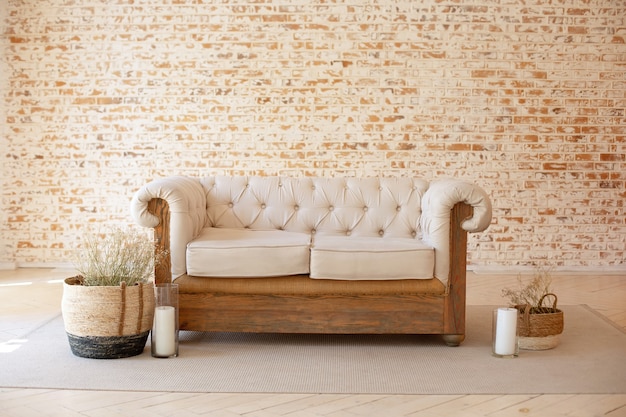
147,198,172,285
444,202,473,336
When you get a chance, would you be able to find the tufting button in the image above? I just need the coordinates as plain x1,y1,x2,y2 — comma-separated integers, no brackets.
379,229,384,236
346,230,351,236
294,205,299,211
363,206,368,211
311,228,316,234
411,230,417,237
329,206,334,211
396,206,401,212
228,202,234,208
261,203,266,209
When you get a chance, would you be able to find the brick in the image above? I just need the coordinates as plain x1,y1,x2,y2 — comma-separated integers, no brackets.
0,0,624,269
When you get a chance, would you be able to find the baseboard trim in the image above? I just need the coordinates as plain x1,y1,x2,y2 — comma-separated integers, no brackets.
470,265,626,275
0,262,75,271
0,262,17,270
3,262,624,275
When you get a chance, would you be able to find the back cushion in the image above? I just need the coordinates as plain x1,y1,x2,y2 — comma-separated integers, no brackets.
199,176,428,239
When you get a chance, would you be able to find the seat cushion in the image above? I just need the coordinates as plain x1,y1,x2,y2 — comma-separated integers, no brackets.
310,235,434,280
187,227,311,277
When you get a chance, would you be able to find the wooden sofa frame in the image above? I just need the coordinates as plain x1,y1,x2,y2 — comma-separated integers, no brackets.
147,197,473,346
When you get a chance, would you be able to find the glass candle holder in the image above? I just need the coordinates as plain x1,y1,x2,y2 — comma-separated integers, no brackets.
492,307,519,358
151,283,179,358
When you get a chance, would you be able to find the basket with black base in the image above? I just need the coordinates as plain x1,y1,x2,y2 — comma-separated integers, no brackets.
62,276,155,359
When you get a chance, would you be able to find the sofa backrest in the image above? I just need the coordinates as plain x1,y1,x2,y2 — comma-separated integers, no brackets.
199,176,429,239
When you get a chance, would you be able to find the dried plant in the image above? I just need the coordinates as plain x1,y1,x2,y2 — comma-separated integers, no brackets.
74,228,163,286
501,267,555,313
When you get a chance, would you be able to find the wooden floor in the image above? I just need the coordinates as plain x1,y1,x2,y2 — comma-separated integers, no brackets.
1,268,625,417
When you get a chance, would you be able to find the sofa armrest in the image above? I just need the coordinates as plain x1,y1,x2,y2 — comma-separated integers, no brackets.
130,176,208,280
421,179,492,283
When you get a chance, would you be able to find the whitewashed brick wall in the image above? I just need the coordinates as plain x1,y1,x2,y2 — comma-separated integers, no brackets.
1,0,624,270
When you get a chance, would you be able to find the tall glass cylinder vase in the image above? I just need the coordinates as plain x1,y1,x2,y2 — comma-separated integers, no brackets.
151,283,179,358
492,307,519,358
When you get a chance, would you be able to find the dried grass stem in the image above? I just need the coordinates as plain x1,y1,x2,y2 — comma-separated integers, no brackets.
501,268,555,312
74,228,157,286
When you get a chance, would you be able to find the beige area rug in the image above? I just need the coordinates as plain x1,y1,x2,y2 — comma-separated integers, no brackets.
1,305,624,394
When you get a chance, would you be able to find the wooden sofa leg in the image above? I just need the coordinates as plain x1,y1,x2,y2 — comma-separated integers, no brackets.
442,334,465,347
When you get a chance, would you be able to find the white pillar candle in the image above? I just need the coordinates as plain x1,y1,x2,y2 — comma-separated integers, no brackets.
153,306,176,357
494,307,518,356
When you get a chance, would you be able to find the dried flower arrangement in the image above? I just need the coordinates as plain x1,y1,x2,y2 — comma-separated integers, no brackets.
501,267,564,350
62,227,166,358
501,267,555,313
73,227,162,286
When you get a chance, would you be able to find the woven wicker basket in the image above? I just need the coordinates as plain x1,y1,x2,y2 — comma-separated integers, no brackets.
516,293,564,350
61,276,155,359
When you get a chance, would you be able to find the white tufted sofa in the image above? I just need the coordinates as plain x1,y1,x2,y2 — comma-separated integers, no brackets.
131,176,492,346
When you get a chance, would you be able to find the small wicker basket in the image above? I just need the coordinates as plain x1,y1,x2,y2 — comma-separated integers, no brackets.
515,293,564,350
